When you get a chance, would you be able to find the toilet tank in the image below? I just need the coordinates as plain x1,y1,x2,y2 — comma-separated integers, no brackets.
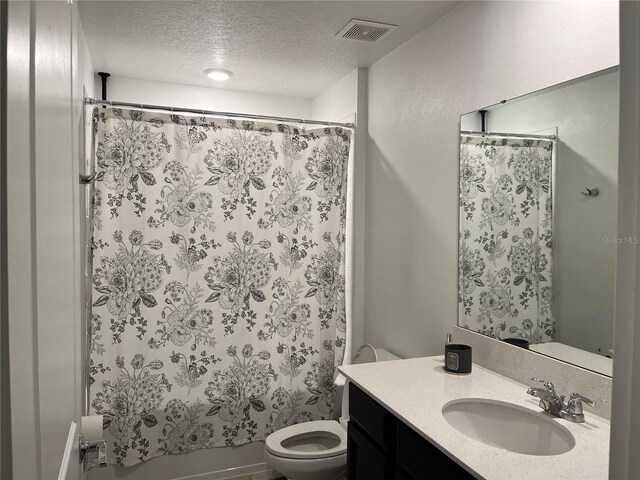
333,344,401,421
352,344,401,364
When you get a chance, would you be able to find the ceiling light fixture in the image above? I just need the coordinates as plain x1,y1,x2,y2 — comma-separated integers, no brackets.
204,69,233,81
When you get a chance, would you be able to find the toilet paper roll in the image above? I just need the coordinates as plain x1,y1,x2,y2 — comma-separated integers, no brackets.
81,415,104,441
81,415,105,471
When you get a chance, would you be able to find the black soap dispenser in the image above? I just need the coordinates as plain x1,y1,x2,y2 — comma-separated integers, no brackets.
444,333,472,374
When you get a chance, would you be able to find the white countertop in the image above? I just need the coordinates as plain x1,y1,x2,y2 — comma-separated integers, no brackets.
338,356,610,480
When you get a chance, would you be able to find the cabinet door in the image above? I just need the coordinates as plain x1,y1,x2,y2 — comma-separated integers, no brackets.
349,383,396,453
396,421,475,478
395,469,413,480
347,421,391,480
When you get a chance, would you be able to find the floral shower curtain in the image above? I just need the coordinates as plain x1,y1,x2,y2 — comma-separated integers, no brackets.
88,107,350,466
459,134,554,344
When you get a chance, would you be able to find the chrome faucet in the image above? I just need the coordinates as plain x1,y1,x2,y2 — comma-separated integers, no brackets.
526,378,595,423
527,378,566,417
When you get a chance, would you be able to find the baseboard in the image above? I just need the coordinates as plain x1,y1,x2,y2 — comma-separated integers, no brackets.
173,462,276,480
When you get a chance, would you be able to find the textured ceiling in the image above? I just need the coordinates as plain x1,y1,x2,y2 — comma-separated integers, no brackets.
78,1,462,98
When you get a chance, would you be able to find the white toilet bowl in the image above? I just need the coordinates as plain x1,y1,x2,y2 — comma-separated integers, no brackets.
264,345,401,480
264,420,347,480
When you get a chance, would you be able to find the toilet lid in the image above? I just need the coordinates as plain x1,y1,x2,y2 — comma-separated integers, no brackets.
265,420,347,460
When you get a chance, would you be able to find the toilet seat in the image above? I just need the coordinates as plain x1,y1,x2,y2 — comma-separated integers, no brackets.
265,420,347,460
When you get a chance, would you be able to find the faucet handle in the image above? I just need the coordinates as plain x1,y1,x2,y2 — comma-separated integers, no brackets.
561,393,595,423
531,378,556,392
567,393,595,412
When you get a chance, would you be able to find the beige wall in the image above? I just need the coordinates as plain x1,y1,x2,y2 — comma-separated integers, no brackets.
364,0,619,359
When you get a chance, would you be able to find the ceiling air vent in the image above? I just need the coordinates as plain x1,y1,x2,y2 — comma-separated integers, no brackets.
337,19,397,43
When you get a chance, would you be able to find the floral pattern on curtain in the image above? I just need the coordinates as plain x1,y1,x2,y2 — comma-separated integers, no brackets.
458,134,554,344
88,107,350,466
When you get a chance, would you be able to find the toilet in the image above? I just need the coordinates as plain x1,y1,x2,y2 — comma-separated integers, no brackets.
264,344,401,480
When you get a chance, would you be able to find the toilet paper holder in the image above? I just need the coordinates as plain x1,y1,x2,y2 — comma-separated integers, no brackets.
79,433,107,468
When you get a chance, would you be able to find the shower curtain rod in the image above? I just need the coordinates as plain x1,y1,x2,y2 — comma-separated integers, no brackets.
461,130,557,140
85,98,356,129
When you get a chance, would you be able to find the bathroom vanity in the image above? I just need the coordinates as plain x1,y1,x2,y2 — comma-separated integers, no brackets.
348,381,472,479
338,356,610,480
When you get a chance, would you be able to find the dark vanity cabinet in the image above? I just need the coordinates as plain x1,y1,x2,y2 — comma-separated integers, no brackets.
347,383,475,480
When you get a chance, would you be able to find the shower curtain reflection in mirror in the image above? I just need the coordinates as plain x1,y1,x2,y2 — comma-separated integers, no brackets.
458,134,555,344
88,107,351,466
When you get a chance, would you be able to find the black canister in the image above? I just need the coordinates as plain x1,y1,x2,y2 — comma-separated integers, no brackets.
502,338,530,349
444,344,472,374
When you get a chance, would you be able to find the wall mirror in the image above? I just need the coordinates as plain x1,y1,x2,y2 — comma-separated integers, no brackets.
458,66,619,377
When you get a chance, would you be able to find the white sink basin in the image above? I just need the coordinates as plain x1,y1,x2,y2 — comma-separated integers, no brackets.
442,398,575,456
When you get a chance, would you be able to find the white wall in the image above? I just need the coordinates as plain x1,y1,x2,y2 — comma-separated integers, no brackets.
79,17,95,100
99,76,312,119
0,1,7,476
6,2,93,478
6,4,39,477
311,69,367,363
365,0,619,359
463,70,619,355
77,10,94,423
0,2,9,478
311,69,358,123
611,2,640,478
